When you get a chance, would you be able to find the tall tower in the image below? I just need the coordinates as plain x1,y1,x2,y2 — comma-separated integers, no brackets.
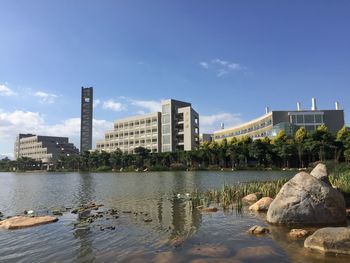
80,87,93,153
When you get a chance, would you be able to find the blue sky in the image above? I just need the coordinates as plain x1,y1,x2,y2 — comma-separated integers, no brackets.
1,0,350,157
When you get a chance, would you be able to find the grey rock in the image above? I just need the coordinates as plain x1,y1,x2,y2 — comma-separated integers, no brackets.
267,171,346,226
248,225,269,235
304,227,350,254
310,163,330,184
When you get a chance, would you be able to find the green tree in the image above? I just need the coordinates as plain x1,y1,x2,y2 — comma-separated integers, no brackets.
295,127,307,168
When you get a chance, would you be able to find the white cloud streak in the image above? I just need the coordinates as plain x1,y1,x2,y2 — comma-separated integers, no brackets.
0,84,16,96
199,58,247,77
102,99,126,112
130,99,161,113
200,112,243,133
34,91,58,104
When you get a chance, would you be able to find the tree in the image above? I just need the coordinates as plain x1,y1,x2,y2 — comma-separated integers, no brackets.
273,130,294,168
295,127,307,168
344,149,350,163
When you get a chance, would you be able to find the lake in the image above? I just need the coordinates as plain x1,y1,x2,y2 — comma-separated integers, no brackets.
0,171,349,263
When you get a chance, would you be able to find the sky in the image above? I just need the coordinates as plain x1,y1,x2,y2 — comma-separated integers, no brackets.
1,0,350,158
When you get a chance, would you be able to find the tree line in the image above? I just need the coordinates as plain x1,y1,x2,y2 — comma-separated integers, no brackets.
1,125,350,172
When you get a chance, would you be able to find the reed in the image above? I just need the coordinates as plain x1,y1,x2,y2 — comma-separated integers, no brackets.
192,179,288,211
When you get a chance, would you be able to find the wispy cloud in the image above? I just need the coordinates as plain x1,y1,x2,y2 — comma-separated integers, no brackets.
102,99,126,112
199,58,247,77
34,91,58,104
200,112,243,133
94,99,101,107
199,61,209,69
0,84,16,96
130,99,161,113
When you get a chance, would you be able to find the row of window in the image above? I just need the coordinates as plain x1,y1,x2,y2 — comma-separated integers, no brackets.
214,119,272,139
290,114,323,124
98,138,158,148
105,129,159,140
114,118,158,129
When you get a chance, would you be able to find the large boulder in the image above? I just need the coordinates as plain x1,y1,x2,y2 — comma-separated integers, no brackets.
310,163,330,184
267,166,346,226
304,227,350,254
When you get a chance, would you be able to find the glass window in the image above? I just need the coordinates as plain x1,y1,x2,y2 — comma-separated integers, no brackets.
162,125,170,134
163,135,170,144
162,114,170,124
296,115,304,123
291,115,297,124
304,115,314,123
162,104,171,114
315,114,323,123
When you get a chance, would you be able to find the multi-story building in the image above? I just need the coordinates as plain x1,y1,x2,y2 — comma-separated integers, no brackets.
80,87,93,153
213,98,345,142
97,112,162,153
14,134,79,162
96,99,199,153
199,133,213,144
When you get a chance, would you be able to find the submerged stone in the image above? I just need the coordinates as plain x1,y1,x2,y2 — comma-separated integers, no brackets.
304,227,350,254
0,216,58,229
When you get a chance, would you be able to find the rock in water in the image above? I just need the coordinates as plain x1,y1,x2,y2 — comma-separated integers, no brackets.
304,227,350,254
0,216,58,229
242,193,262,204
249,197,273,211
267,170,346,226
288,229,309,239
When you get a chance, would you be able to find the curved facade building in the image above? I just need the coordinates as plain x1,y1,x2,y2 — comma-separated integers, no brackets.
213,99,345,142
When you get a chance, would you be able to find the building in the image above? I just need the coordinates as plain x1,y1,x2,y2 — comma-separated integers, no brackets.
213,98,345,142
96,99,199,153
80,87,93,153
14,134,79,162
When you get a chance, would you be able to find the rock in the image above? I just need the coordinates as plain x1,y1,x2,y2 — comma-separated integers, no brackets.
187,245,230,258
267,171,346,226
248,225,269,235
78,209,91,219
346,208,350,218
234,246,277,260
190,259,241,263
200,207,218,213
288,229,309,238
304,227,350,254
143,218,152,222
71,209,78,214
249,197,273,211
153,251,183,263
0,216,58,229
242,193,262,204
52,209,63,216
310,163,330,184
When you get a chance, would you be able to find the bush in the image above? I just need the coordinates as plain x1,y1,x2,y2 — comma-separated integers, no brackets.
95,166,112,172
170,163,187,171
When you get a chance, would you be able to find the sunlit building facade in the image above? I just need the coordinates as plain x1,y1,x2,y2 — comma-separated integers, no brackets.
213,99,345,142
96,99,199,153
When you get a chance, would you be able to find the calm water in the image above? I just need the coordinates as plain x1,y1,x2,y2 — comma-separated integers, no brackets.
0,171,349,263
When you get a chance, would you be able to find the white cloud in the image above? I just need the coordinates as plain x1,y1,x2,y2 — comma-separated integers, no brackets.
200,112,243,133
130,99,161,113
212,58,229,66
217,69,228,77
199,58,247,77
0,109,113,154
94,99,101,107
102,99,126,112
34,91,58,104
199,62,209,69
0,84,16,96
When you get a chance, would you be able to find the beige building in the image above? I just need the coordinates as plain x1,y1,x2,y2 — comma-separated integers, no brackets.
14,134,79,162
96,112,161,153
96,99,199,153
213,99,345,142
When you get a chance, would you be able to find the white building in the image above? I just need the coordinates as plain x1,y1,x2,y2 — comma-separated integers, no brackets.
96,99,199,153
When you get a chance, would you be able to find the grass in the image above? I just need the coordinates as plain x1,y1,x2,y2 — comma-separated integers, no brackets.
329,170,350,195
191,179,288,211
